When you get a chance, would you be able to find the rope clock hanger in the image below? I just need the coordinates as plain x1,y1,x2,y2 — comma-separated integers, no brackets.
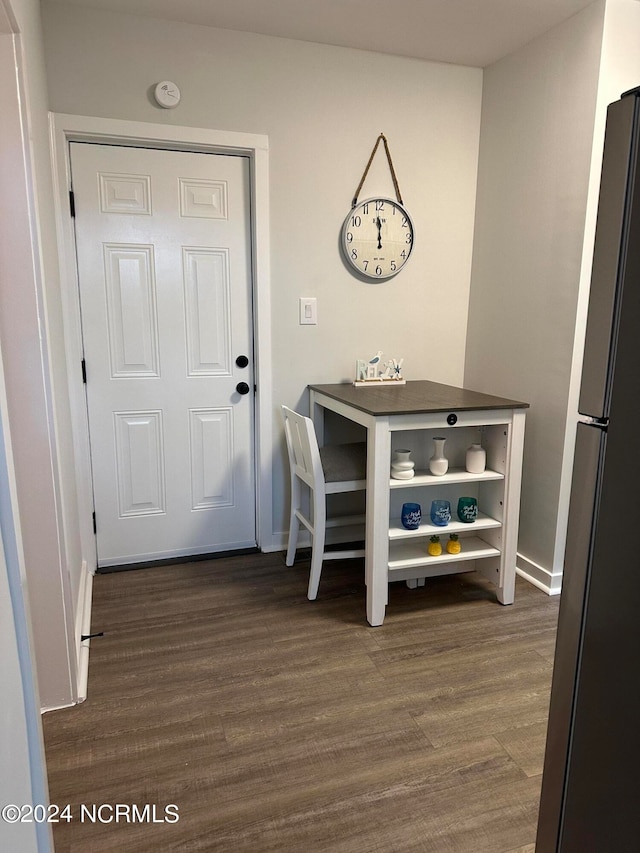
340,133,414,280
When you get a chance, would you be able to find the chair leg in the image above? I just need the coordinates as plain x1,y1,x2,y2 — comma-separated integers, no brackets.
286,515,300,566
285,479,301,566
307,494,326,600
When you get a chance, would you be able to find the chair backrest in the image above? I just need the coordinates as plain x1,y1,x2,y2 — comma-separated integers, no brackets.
281,406,325,492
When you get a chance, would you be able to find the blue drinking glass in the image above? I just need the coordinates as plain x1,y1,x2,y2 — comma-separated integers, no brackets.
430,499,451,526
401,503,421,530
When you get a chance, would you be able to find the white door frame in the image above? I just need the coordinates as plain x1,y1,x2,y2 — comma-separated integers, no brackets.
49,114,273,569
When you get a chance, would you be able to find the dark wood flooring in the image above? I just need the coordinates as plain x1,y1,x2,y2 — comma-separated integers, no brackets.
42,552,559,852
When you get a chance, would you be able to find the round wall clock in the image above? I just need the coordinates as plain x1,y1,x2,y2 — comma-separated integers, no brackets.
341,196,414,280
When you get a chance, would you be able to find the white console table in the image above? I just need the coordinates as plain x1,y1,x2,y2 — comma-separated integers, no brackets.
309,380,528,626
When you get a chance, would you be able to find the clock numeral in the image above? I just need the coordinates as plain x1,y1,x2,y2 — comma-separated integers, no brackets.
351,215,362,228
346,232,353,243
375,200,385,212
400,250,407,260
363,260,369,271
402,217,409,227
375,265,383,276
405,233,412,245
390,260,397,272
351,248,358,260
362,203,369,214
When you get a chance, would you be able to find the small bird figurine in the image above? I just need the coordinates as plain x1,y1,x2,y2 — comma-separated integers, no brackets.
369,350,383,365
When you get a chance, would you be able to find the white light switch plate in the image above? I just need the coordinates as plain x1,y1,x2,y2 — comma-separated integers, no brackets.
299,297,317,325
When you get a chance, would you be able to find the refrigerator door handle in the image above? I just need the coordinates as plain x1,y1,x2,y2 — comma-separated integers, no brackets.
577,414,609,428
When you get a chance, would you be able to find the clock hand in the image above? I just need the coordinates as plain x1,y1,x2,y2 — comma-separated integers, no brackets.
376,216,382,249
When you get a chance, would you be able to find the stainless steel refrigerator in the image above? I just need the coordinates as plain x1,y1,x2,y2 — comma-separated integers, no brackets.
536,86,640,851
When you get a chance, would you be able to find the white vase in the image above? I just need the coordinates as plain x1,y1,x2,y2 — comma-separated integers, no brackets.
428,437,448,476
391,449,415,480
465,443,486,474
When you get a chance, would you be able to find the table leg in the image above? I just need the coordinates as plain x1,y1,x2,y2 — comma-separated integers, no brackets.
497,409,526,605
366,417,391,626
309,390,324,446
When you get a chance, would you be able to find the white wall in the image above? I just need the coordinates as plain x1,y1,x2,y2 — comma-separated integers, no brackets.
41,3,483,540
1,0,84,711
13,0,86,643
0,5,53,848
0,350,52,853
464,1,607,592
0,486,47,853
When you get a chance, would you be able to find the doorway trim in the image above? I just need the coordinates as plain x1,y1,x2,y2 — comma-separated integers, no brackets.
49,113,273,569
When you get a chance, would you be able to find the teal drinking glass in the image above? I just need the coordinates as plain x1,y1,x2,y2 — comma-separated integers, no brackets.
457,497,478,523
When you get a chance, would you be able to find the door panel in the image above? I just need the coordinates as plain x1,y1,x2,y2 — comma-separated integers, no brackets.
104,243,159,376
70,142,256,566
113,410,165,517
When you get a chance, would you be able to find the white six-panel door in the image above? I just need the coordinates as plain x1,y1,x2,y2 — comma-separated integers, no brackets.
70,142,255,566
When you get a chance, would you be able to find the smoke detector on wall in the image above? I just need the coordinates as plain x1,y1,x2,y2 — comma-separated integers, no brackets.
154,81,181,109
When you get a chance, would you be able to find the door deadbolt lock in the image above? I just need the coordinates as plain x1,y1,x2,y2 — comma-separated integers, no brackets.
235,355,249,368
236,381,251,395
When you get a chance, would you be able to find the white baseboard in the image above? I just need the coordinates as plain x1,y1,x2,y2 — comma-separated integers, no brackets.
41,701,77,713
41,562,95,713
261,537,288,554
75,560,94,703
516,552,562,596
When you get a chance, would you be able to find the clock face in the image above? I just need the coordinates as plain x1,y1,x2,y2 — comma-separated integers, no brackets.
341,197,414,280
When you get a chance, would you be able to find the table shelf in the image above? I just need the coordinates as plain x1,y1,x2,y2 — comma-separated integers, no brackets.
389,466,504,488
389,511,501,540
388,536,501,572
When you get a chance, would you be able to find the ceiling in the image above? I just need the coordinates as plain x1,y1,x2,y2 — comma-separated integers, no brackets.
43,0,598,67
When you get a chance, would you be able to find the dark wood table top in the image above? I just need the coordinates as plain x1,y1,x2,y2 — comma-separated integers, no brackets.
309,379,529,417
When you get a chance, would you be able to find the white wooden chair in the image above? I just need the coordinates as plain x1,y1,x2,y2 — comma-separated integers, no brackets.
282,405,366,600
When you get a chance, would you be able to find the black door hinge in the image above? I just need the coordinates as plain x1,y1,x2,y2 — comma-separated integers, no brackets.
81,358,87,384
92,512,97,534
69,190,76,218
